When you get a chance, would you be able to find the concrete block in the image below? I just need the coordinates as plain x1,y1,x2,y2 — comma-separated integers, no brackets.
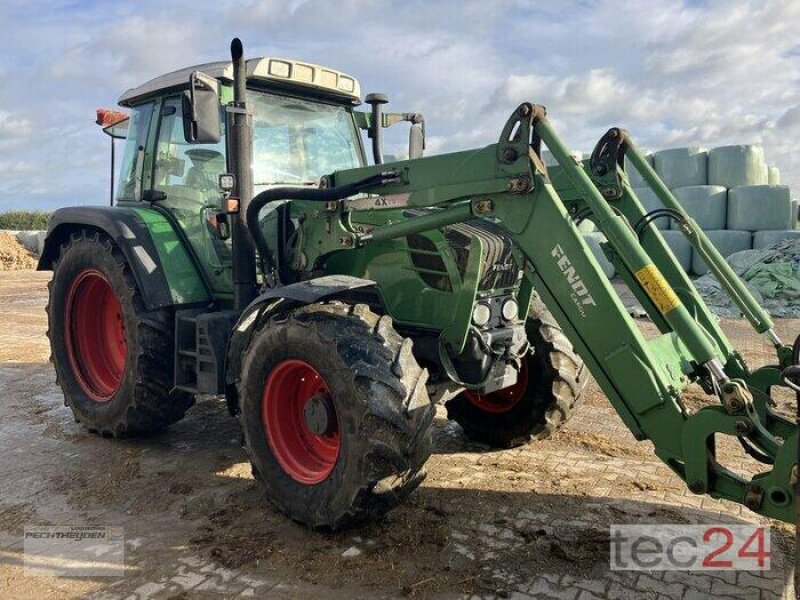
653,147,707,189
633,187,670,229
14,230,46,255
767,165,780,185
659,230,692,271
582,232,615,278
752,229,800,249
670,185,727,230
708,145,767,188
727,185,793,231
691,230,752,276
624,152,654,188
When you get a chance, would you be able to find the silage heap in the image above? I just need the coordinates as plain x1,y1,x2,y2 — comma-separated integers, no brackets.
694,239,800,318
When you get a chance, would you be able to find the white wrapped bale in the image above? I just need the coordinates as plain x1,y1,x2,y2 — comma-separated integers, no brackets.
752,230,800,249
633,187,670,229
691,230,752,276
653,147,707,189
670,185,727,230
727,185,793,231
576,219,597,234
582,232,615,278
659,230,693,271
707,145,767,188
624,152,654,188
767,165,780,185
542,149,585,167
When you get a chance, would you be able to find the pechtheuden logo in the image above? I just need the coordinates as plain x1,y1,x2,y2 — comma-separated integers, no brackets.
551,244,596,316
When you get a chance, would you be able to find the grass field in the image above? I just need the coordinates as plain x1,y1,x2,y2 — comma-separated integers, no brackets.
0,211,51,230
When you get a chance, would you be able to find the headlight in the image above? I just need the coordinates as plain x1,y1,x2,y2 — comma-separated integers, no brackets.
471,303,492,327
501,298,519,321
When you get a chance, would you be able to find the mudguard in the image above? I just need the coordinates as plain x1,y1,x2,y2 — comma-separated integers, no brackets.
224,275,381,415
38,206,211,310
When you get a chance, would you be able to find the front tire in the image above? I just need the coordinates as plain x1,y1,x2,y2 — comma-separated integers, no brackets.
445,298,586,448
47,230,194,436
238,302,434,530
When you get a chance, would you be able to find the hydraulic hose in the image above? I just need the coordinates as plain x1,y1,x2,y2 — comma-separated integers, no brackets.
245,172,397,282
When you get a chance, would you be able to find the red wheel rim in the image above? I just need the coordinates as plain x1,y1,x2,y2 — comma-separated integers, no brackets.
464,360,529,414
64,269,127,402
262,359,340,485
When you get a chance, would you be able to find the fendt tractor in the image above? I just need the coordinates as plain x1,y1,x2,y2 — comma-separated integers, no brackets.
40,39,798,529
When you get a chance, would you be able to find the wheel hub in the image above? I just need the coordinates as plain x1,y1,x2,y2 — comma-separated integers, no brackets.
303,392,336,436
262,359,341,485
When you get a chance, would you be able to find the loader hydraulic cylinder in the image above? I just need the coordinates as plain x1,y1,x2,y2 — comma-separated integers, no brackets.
536,120,722,369
625,145,777,339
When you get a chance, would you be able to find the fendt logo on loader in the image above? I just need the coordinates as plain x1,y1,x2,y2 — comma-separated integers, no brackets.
551,244,597,316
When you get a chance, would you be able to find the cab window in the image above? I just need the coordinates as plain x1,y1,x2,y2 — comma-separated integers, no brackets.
116,102,154,202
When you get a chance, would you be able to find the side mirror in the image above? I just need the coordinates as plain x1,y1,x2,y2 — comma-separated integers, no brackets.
409,121,425,160
183,71,221,144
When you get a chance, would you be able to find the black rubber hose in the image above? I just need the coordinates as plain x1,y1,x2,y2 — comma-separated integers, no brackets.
245,173,394,281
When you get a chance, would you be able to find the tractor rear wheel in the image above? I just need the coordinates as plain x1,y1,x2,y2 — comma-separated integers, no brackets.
238,302,434,530
47,230,194,436
445,298,586,448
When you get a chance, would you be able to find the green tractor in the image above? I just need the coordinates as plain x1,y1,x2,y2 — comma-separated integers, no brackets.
41,39,797,529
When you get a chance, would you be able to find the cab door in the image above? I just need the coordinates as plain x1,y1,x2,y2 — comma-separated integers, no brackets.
150,97,232,295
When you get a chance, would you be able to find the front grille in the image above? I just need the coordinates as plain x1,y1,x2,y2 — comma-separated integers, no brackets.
406,233,452,291
404,210,518,291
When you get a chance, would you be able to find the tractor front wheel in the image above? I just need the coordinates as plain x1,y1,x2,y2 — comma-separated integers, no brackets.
47,230,194,436
238,302,434,530
445,298,586,448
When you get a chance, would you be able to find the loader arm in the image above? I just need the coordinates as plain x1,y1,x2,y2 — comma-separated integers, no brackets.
256,103,797,522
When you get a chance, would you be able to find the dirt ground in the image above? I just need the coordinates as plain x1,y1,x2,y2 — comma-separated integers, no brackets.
0,270,796,599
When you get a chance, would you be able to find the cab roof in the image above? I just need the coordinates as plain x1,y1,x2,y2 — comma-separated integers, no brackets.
118,57,361,107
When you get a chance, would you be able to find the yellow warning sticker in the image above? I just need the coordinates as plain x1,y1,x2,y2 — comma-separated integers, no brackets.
635,264,681,315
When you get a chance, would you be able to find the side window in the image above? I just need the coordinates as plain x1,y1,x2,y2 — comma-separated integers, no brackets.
116,102,154,202
153,98,226,205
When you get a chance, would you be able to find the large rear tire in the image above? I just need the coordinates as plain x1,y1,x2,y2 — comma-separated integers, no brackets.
445,298,586,448
47,230,194,436
238,302,434,530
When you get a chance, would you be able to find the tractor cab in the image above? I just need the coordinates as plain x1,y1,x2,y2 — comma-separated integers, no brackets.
102,58,370,297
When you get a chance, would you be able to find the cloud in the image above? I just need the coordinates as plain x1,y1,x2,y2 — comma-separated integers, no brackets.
0,111,31,148
1,0,800,210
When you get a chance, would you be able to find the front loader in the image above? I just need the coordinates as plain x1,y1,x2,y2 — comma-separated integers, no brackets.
40,39,798,529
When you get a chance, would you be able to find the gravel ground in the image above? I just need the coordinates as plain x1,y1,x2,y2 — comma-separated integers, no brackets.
0,270,796,599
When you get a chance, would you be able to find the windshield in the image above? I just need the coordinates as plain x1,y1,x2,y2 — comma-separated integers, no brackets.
248,91,363,191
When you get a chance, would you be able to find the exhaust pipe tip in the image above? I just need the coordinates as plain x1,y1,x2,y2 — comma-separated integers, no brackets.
231,37,243,61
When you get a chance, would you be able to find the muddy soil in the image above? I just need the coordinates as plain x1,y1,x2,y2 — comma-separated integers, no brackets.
0,270,795,599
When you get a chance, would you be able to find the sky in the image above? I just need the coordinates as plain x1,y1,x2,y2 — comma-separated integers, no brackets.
1,0,799,211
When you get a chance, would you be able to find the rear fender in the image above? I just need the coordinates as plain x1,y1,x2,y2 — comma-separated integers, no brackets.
224,275,381,415
38,206,211,310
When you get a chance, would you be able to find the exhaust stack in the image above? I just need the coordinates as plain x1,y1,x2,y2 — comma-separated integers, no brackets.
227,38,258,311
